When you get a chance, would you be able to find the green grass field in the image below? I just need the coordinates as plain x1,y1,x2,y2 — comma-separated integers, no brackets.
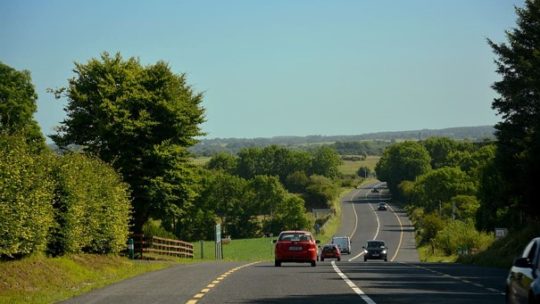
190,156,211,166
339,156,380,176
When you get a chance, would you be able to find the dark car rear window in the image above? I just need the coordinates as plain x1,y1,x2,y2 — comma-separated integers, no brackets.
367,241,385,248
279,233,312,241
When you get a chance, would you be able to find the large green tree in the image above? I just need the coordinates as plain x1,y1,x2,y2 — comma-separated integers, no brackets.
488,0,540,224
52,53,205,232
375,141,431,195
0,61,45,149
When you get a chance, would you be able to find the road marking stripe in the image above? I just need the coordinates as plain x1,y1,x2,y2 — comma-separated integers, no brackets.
332,261,376,304
350,196,359,239
349,202,380,262
399,262,506,295
387,204,403,262
185,262,259,304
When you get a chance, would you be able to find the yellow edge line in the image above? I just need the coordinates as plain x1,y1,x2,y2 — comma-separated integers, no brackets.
184,261,259,304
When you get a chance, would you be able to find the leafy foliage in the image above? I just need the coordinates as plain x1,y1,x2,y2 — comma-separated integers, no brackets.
488,0,540,225
51,52,205,232
0,135,54,257
375,141,431,194
0,61,45,149
48,153,131,255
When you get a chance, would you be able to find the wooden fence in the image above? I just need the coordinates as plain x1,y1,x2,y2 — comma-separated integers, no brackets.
131,234,193,259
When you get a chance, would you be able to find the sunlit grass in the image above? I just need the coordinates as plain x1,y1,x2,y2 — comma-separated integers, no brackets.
417,245,458,263
339,156,380,176
0,254,170,304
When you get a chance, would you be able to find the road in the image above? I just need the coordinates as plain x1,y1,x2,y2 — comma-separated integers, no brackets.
62,183,508,304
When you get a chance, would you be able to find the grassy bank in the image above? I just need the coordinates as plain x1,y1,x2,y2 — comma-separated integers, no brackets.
0,254,170,304
458,222,540,269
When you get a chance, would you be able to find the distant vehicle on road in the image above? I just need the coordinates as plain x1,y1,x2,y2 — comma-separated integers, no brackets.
332,236,351,254
274,231,320,267
320,244,341,262
378,202,387,211
505,237,540,304
363,240,388,262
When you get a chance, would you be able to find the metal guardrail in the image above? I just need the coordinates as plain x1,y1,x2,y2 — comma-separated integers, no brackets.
131,234,193,259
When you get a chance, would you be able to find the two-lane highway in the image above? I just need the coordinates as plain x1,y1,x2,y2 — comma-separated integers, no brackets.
62,184,508,304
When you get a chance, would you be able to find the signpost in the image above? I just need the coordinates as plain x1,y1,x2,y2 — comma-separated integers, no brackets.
215,224,222,260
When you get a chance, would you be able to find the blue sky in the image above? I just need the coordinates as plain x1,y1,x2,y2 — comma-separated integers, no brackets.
0,0,522,140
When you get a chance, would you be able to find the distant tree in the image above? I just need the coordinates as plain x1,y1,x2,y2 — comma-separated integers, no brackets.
0,61,45,149
422,137,462,169
285,171,310,193
304,175,338,209
310,146,341,178
51,52,205,232
206,152,237,173
356,166,371,178
197,172,249,238
488,0,540,224
375,141,431,195
270,195,311,234
411,167,476,214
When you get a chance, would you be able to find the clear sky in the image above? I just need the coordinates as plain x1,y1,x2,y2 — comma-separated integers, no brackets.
0,0,523,140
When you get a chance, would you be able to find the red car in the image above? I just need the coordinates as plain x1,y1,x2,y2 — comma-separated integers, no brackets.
274,230,320,267
320,244,341,261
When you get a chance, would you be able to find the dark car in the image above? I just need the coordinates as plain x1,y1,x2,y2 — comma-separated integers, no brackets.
363,240,388,262
320,244,341,262
506,237,540,304
378,202,387,211
274,230,320,267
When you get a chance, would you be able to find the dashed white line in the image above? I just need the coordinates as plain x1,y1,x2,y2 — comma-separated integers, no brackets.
387,204,404,262
349,202,380,262
332,261,376,304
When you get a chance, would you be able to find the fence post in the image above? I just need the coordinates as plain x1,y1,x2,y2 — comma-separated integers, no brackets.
200,240,204,259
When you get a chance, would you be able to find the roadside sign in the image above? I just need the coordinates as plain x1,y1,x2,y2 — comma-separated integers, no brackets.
495,228,508,239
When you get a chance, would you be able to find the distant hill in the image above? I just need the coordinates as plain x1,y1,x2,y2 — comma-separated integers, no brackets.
190,125,496,156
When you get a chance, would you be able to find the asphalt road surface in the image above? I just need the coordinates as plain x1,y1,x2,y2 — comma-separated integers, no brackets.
62,183,508,304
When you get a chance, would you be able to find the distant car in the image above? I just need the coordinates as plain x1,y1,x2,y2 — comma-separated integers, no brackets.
505,237,540,304
274,230,320,267
378,202,387,211
371,188,380,193
320,244,341,262
363,240,388,262
332,236,352,254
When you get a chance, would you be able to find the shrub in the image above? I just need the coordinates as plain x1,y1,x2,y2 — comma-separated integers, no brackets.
434,219,494,255
0,135,55,258
48,153,131,255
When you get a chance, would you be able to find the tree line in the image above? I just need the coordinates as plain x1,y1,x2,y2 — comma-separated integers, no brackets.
375,1,540,257
1,54,344,259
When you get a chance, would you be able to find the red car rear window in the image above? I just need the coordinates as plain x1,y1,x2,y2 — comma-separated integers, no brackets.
278,233,312,241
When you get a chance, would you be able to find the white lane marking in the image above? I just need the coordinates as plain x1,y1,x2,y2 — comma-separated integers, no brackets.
349,202,381,262
350,198,359,239
401,262,506,294
332,261,376,304
387,204,404,262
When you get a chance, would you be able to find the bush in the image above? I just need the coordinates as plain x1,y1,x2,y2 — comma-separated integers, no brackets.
0,135,55,258
48,153,131,255
434,219,494,255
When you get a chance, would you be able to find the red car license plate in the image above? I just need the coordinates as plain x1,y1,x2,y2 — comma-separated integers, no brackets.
288,246,302,251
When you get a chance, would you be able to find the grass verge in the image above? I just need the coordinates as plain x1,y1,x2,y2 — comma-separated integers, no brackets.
458,222,540,269
0,254,171,304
